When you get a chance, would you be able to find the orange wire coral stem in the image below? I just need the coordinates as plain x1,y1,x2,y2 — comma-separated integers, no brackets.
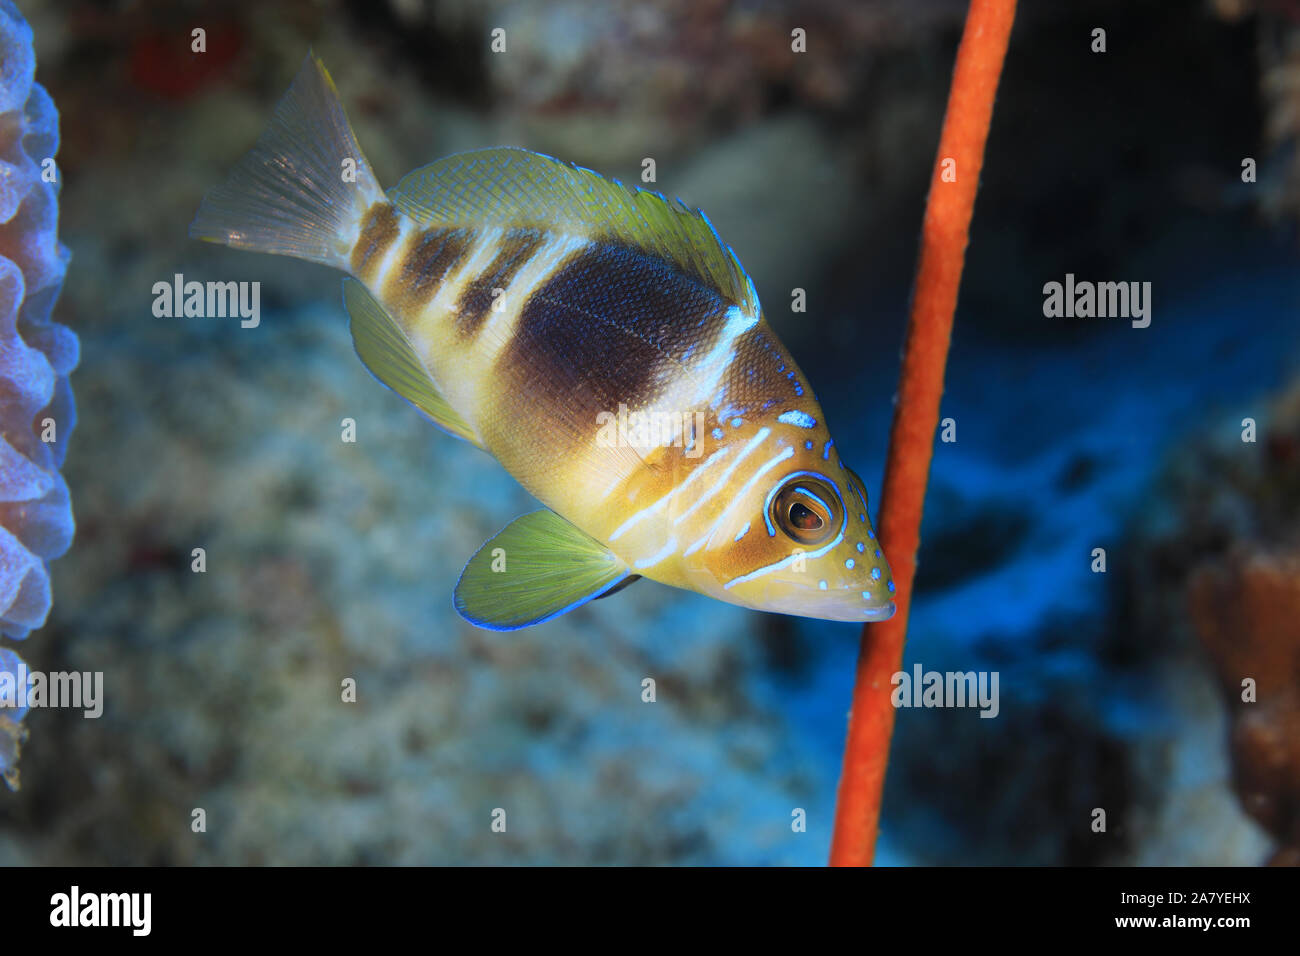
829,0,1016,867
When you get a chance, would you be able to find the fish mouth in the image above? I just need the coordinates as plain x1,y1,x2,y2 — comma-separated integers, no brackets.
816,589,896,623
859,601,897,623
772,591,896,623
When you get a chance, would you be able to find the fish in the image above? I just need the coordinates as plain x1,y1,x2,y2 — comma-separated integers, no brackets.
190,54,897,630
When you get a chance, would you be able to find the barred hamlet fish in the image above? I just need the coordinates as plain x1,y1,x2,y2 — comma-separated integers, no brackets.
190,55,896,630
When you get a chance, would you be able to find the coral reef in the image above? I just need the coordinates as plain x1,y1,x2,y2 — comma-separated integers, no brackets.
0,0,75,790
1117,374,1300,866
430,0,968,159
1183,380,1300,865
1191,552,1300,864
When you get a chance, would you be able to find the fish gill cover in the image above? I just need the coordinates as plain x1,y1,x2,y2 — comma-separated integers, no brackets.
0,0,76,790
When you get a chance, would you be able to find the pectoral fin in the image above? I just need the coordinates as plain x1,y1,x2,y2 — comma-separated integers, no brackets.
454,510,631,631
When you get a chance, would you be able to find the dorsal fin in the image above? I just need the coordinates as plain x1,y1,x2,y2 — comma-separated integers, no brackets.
388,147,758,315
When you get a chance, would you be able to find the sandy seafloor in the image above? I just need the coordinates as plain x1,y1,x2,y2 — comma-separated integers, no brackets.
1,0,1298,865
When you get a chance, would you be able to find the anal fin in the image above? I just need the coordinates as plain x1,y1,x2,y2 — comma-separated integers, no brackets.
342,277,480,446
454,510,631,631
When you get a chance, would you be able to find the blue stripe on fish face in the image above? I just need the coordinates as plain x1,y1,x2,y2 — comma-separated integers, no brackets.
722,485,848,590
607,444,732,543
682,441,794,557
674,427,773,527
760,468,840,538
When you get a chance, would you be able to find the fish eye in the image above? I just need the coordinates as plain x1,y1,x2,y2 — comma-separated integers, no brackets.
788,501,822,532
771,477,840,546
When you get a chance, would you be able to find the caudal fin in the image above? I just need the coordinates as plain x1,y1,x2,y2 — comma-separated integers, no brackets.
189,53,383,269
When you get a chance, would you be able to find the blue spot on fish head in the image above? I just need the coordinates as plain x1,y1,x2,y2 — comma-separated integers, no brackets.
777,409,817,428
